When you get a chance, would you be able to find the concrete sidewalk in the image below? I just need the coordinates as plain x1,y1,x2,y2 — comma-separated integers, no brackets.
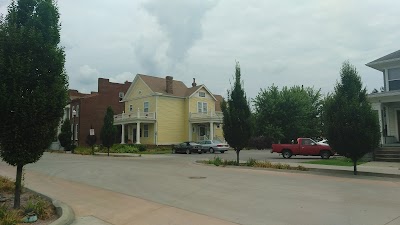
0,164,237,225
286,161,400,177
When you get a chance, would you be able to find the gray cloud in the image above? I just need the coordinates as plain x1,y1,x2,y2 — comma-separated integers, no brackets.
138,0,217,73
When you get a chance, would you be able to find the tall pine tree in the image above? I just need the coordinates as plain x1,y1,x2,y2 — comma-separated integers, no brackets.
221,62,252,164
0,0,67,208
323,61,380,175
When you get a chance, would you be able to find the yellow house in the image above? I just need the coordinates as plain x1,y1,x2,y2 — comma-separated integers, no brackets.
114,74,224,145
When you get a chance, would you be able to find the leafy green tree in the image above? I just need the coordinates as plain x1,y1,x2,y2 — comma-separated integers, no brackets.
253,85,322,143
101,106,117,156
323,61,380,175
58,118,72,151
221,62,252,164
0,0,67,208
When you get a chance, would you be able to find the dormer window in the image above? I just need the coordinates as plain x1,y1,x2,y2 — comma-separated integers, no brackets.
199,92,206,97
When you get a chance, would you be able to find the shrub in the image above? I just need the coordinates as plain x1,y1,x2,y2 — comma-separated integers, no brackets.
74,147,92,155
246,158,257,166
0,204,7,219
0,176,14,193
0,210,21,225
25,196,54,220
213,156,223,166
135,144,147,152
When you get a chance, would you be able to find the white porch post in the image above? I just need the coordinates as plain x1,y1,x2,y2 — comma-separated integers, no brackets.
121,124,125,144
209,122,214,140
189,122,192,141
136,122,141,144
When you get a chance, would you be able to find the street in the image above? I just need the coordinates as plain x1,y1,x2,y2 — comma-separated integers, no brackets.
1,151,399,225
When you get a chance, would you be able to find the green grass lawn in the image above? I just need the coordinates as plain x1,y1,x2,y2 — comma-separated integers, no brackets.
304,157,367,166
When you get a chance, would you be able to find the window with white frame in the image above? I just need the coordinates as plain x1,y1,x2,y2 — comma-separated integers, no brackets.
199,91,206,97
144,102,149,112
129,104,133,112
119,92,124,101
197,102,208,113
388,68,400,91
144,125,149,137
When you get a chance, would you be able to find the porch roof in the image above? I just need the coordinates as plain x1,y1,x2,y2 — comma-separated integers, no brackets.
368,90,400,103
366,49,400,71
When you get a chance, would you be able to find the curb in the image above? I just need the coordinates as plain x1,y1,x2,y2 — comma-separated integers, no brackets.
305,167,400,179
25,188,75,225
94,153,141,157
194,161,400,179
50,200,75,225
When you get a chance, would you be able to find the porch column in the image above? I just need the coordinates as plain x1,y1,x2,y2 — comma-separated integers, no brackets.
136,122,141,144
189,122,192,141
121,124,125,144
209,122,214,140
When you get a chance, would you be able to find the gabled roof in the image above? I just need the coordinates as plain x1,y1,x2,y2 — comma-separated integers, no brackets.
139,74,188,97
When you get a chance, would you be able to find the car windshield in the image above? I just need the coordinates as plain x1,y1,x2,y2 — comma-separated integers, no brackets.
212,140,222,144
189,142,198,146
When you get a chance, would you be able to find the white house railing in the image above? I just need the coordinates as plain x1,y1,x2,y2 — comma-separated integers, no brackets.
189,112,223,122
114,110,156,124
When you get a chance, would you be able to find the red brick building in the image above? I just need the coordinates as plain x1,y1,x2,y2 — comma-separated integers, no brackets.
69,78,131,146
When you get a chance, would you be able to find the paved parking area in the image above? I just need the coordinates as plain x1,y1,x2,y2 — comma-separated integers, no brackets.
2,152,396,225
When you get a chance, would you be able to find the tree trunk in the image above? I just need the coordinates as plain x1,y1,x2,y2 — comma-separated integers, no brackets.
108,147,110,157
353,159,357,175
236,150,240,165
13,164,23,209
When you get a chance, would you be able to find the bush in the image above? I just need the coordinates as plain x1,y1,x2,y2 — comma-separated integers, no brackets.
0,176,14,193
247,136,273,150
246,158,257,166
136,144,147,152
74,147,92,155
24,196,54,220
0,210,21,225
111,144,139,153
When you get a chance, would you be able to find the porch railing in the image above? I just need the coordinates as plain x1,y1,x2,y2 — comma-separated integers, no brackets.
190,111,223,120
114,111,156,124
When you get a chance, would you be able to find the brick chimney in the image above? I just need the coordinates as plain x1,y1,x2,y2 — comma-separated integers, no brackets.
192,78,197,87
166,76,173,94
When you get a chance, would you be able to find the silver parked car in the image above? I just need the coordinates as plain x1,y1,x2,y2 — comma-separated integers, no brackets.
198,140,229,153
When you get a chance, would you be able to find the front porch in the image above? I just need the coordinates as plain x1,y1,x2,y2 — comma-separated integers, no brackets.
114,110,156,144
370,92,400,145
189,112,224,142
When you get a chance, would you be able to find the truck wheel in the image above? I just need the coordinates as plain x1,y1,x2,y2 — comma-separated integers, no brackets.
282,150,292,159
320,151,330,159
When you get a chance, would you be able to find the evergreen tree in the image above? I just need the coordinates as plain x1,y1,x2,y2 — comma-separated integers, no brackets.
221,62,252,164
58,118,72,151
323,61,380,175
101,106,116,156
0,0,67,208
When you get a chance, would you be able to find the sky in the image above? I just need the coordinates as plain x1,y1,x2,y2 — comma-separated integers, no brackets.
1,0,399,100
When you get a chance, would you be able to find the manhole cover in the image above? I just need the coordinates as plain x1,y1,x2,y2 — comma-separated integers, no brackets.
189,176,206,179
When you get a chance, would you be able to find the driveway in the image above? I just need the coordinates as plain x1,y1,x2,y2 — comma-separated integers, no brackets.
1,153,399,225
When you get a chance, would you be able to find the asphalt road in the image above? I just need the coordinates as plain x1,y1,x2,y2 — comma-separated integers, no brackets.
9,152,400,225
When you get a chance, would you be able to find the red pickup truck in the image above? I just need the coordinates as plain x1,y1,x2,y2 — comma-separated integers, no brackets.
271,138,334,159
